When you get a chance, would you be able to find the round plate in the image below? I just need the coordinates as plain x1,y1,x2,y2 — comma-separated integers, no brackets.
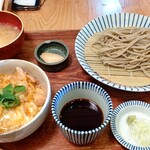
110,100,150,150
75,13,150,92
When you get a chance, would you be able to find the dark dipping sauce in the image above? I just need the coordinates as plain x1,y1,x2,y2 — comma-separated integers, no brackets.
59,98,104,131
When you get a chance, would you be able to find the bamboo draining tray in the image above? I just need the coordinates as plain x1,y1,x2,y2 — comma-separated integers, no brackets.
84,32,150,87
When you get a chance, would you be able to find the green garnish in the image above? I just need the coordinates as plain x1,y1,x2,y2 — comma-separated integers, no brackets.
0,84,26,108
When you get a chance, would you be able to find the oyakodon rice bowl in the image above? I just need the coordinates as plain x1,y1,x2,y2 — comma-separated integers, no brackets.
0,59,51,143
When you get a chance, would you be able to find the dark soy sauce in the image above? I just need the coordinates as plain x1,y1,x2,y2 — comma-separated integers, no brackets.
59,98,104,131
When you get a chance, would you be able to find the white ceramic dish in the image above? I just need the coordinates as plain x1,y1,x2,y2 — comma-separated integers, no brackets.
110,100,150,150
0,59,51,143
75,13,150,92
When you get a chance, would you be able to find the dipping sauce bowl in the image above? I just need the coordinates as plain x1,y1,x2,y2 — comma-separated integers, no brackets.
51,81,113,145
34,40,69,72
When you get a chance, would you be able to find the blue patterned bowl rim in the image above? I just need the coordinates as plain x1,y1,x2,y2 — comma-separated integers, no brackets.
51,81,113,134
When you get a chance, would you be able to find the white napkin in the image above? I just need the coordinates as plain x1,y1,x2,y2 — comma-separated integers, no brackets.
13,0,36,6
0,0,4,10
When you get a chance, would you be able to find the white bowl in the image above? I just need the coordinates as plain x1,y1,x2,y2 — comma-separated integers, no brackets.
0,59,51,143
51,81,113,145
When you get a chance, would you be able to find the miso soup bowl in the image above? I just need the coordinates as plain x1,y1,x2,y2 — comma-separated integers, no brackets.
0,59,51,143
0,11,24,59
51,81,113,145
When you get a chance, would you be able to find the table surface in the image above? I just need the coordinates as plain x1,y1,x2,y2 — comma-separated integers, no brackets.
3,0,150,32
0,30,149,150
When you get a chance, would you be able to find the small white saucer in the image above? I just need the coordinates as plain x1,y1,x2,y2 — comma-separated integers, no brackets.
110,100,150,150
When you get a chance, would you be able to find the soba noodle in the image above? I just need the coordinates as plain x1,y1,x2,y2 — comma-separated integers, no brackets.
90,27,150,77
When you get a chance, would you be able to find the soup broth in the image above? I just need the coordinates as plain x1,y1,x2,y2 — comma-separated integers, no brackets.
0,23,20,48
60,98,104,131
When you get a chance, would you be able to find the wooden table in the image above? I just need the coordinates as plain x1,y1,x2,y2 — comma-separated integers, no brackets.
4,0,150,32
0,30,150,150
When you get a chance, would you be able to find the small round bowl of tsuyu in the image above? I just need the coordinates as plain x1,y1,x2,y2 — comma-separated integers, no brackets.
51,81,113,145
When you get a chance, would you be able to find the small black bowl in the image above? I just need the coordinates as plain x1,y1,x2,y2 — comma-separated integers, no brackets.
34,40,69,72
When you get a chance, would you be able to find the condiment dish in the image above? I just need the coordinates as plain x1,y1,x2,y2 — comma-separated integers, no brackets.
51,81,113,145
34,40,69,72
111,100,150,150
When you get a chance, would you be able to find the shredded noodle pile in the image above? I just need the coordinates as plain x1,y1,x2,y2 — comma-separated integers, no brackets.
91,27,150,77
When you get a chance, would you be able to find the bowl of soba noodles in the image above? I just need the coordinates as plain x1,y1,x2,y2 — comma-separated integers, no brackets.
0,11,24,59
0,59,51,143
